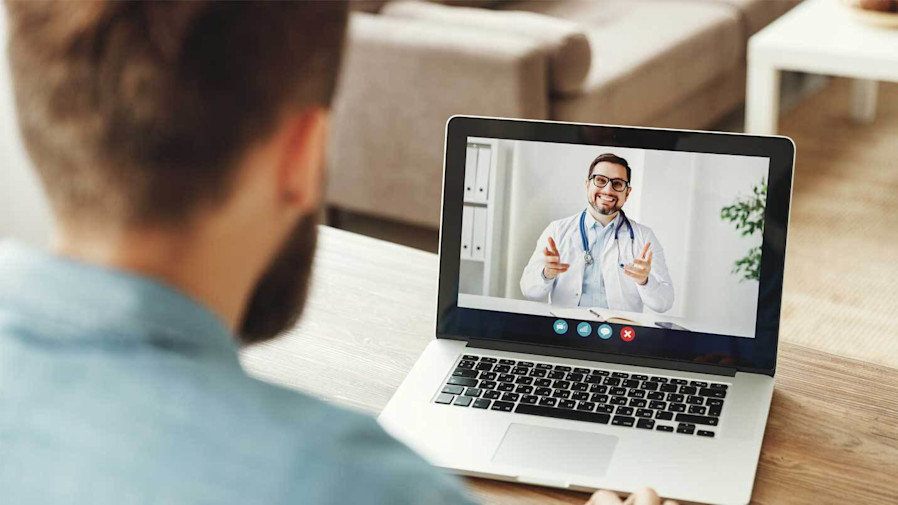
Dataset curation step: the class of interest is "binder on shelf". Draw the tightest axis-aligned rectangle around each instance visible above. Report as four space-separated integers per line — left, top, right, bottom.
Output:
474 146 492 203
471 207 488 261
461 205 474 259
464 146 477 201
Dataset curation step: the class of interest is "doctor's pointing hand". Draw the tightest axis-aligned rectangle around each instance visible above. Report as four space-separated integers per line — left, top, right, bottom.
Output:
522 153 674 313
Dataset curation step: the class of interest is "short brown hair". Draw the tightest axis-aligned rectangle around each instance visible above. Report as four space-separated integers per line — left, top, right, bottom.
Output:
588 153 631 182
5 0 348 227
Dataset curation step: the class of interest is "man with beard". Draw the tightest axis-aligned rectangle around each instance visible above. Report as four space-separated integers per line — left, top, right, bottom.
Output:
0 2 678 504
521 154 674 313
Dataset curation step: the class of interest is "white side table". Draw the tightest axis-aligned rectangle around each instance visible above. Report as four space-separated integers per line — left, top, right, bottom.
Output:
745 0 898 135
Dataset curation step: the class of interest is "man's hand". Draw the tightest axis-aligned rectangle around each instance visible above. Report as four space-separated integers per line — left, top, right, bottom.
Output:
587 487 678 505
542 236 570 280
623 242 652 286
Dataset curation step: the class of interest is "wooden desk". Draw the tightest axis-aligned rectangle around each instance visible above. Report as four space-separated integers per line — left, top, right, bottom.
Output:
241 227 898 505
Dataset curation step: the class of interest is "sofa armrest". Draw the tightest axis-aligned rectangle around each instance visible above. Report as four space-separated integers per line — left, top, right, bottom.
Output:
383 1 591 94
327 13 549 228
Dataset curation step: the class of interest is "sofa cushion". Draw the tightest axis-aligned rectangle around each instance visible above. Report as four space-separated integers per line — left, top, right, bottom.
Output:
383 1 591 93
705 0 799 37
501 0 743 125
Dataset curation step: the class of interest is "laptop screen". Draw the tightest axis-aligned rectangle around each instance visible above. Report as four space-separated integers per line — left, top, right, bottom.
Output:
437 118 794 374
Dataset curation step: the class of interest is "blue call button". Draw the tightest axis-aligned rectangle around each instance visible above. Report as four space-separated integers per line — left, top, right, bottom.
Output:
598 324 613 340
553 319 569 335
576 322 592 337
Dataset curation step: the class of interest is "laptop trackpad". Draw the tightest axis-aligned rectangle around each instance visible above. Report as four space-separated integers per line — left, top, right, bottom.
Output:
492 423 618 478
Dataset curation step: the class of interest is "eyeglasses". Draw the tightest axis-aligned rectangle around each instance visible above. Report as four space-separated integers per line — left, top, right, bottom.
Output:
589 174 629 192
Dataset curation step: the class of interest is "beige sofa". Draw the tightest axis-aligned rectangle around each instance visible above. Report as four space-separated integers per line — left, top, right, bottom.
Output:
328 0 797 229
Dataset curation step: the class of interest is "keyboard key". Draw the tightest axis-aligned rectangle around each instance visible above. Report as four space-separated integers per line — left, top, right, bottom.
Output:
483 390 501 400
675 414 719 426
655 411 673 421
656 425 674 432
635 408 654 418
536 363 553 370
699 388 727 399
628 398 647 408
670 379 687 385
687 396 704 405
512 367 530 375
538 397 557 407
660 384 677 393
475 363 493 371
552 390 571 399
494 365 511 374
554 365 572 372
519 361 535 368
604 377 621 386
566 372 585 382
647 392 665 401
689 381 708 388
479 372 497 381
591 394 609 404
520 395 538 405
640 381 659 391
497 383 515 392
548 371 566 380
708 406 722 417
616 406 634 416
457 360 476 369
627 389 646 399
669 403 687 413
571 383 589 392
501 392 520 402
680 386 698 395
529 369 548 378
649 401 667 410
649 376 668 383
479 381 497 390
515 404 610 425
710 383 728 390
610 397 628 406
515 385 534 394
462 355 479 361
447 377 477 387
697 430 715 437
452 369 478 378
636 418 655 430
435 393 454 404
677 424 696 435
667 393 684 403
464 388 482 397
480 357 497 364
534 378 552 388
453 396 472 407
707 398 724 407
612 416 635 427
491 401 514 412
688 405 707 415
571 392 590 401
499 359 516 365
586 375 604 384
631 374 649 381
611 372 630 378
591 370 610 376
515 376 534 385
535 387 552 396
472 398 491 409
577 401 595 412
558 399 576 409
622 379 639 388
552 380 571 390
590 384 608 394
573 367 591 374
610 387 627 396
442 385 464 395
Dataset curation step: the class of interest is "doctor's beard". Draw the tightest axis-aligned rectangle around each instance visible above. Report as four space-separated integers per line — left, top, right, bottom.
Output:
589 194 623 216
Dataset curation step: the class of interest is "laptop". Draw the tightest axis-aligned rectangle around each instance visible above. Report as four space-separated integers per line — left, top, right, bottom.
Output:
379 116 795 505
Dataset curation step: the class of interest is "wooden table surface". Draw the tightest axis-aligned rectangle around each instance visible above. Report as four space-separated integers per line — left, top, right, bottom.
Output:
240 226 898 505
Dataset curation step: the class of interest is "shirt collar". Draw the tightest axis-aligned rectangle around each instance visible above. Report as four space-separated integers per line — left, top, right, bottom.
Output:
0 240 239 361
583 210 621 232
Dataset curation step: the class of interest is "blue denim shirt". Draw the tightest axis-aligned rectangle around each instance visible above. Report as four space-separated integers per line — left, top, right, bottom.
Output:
0 242 475 505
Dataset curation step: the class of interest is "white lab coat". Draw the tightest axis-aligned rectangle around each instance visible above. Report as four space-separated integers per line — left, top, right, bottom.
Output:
519 211 674 313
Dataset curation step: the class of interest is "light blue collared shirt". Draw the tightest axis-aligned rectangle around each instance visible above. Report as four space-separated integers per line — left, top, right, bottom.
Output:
0 242 475 505
578 212 620 308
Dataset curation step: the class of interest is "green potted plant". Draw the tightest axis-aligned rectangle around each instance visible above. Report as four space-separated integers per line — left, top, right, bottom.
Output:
720 179 767 282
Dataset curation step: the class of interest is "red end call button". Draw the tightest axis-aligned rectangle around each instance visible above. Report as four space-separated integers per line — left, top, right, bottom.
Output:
620 326 636 342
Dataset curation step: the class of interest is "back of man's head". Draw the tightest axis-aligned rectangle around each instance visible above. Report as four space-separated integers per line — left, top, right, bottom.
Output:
4 0 348 229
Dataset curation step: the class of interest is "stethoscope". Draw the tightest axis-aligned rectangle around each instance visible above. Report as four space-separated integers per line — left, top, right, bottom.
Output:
579 209 635 269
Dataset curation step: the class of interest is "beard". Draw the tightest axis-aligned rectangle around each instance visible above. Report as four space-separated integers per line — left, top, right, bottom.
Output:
589 194 623 216
238 211 318 345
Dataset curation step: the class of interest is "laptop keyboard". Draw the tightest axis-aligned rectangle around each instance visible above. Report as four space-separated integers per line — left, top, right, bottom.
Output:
434 354 728 437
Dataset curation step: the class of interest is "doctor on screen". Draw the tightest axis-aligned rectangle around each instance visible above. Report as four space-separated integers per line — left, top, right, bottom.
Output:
520 153 674 313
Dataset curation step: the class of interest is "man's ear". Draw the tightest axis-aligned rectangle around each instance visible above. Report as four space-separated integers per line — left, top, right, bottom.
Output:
279 107 329 214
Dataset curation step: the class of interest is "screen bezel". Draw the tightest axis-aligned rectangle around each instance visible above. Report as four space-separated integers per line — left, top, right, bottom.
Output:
436 116 795 376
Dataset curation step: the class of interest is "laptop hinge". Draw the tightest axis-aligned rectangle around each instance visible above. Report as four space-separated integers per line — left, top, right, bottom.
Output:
466 339 737 377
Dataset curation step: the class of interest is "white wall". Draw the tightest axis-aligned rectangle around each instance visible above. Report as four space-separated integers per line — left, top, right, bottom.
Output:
0 6 54 246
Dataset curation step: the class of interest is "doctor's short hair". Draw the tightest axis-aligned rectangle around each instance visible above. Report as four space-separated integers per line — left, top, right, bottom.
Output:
588 153 631 182
4 0 348 228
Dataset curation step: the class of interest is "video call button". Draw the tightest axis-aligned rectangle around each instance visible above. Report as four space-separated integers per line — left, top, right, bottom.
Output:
620 326 636 342
553 319 569 335
598 324 613 340
576 322 592 337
